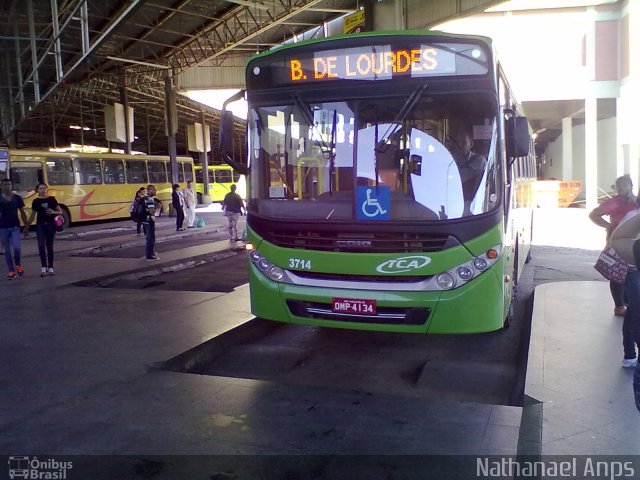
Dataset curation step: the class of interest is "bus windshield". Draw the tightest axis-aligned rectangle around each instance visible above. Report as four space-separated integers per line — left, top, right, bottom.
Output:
248 92 499 221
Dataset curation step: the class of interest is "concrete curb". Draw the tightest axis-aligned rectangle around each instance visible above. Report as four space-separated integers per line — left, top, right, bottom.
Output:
68 226 227 256
73 246 246 288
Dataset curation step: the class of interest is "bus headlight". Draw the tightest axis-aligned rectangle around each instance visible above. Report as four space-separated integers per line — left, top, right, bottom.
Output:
434 245 501 291
437 272 456 290
257 258 270 272
249 249 286 283
473 257 488 271
457 266 473 281
268 265 284 281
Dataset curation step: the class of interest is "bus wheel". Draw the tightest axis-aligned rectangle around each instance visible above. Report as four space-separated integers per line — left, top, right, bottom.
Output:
503 301 513 330
60 206 71 228
504 246 518 329
197 193 203 205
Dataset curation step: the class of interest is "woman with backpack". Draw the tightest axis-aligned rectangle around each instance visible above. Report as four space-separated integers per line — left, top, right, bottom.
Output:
131 187 146 235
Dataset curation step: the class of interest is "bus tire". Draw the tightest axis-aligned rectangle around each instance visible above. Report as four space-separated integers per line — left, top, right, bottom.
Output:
512 242 519 287
504 245 518 329
60 206 71 228
503 302 513 330
197 193 203 205
525 213 533 263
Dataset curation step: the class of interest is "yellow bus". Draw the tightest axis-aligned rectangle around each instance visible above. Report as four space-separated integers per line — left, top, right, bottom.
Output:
0 149 194 226
194 164 246 203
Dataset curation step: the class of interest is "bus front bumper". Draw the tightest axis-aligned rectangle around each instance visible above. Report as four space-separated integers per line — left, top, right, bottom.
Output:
249 264 505 334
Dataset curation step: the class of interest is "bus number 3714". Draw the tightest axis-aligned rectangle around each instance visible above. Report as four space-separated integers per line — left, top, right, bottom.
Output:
289 258 312 270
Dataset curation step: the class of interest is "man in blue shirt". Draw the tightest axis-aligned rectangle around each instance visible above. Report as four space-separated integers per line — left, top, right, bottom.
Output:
0 178 28 279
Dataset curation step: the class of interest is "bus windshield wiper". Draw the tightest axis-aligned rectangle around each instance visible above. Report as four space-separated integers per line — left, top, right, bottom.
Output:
328 108 337 195
377 84 428 151
292 93 336 158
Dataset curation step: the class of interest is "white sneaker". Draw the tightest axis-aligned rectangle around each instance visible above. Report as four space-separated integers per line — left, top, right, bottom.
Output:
40 267 47 277
622 358 638 368
48 267 55 275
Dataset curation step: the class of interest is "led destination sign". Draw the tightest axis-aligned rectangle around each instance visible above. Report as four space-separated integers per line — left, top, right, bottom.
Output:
281 43 488 84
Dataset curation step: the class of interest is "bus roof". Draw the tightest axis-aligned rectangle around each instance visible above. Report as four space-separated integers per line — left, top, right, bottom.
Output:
246 29 493 66
6 149 194 161
193 164 237 170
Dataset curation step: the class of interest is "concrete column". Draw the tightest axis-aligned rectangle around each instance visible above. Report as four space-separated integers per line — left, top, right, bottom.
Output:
616 97 626 178
584 8 598 211
120 75 131 155
561 117 572 180
585 96 598 211
164 73 178 184
631 143 640 190
200 108 211 205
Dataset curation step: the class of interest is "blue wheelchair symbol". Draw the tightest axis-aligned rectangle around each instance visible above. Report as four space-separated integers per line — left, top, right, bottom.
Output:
356 186 390 221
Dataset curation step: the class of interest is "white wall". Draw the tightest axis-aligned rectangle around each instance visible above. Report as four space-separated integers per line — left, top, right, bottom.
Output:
437 10 591 102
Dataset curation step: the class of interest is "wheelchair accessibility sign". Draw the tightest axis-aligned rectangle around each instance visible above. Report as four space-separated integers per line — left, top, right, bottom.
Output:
356 186 390 221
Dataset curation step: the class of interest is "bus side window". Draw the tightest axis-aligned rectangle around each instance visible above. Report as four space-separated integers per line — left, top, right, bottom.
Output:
126 161 148 184
216 169 232 184
10 166 43 192
184 164 194 182
148 161 167 183
103 159 125 184
177 163 185 183
46 158 74 185
75 158 103 185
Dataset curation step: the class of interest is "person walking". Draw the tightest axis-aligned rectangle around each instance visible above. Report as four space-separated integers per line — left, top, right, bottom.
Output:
23 182 63 276
142 184 159 260
183 180 196 228
132 187 146 234
590 175 637 316
172 184 185 231
222 184 245 241
0 178 28 280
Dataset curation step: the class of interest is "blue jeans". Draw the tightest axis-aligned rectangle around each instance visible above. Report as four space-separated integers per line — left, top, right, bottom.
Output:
623 268 640 359
143 221 155 258
0 226 21 272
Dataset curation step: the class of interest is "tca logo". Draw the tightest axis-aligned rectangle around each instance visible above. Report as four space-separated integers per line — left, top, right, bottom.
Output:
376 255 431 273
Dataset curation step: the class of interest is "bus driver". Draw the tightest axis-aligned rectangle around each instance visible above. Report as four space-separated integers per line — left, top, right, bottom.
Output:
446 124 487 209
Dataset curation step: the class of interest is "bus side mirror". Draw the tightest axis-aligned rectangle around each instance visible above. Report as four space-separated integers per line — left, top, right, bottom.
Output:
219 110 234 156
506 116 530 158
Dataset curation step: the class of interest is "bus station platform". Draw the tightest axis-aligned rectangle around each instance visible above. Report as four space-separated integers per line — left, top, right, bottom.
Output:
1 208 639 468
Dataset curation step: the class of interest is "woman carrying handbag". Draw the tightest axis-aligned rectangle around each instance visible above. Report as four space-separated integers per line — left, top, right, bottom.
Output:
590 175 637 316
23 183 63 277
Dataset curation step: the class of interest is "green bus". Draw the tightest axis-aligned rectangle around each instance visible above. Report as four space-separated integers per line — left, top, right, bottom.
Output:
222 31 535 333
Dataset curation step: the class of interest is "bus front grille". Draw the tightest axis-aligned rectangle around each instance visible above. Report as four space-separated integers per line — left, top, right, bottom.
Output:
268 230 454 253
286 301 429 325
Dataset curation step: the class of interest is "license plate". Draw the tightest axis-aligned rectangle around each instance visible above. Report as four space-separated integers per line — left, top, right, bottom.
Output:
332 297 376 315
